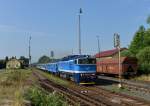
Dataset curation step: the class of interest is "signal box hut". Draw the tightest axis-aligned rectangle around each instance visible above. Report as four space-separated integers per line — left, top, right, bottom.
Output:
6 59 21 69
96 57 138 76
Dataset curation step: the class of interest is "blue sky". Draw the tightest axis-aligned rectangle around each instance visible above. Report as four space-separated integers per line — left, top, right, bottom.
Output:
0 0 150 62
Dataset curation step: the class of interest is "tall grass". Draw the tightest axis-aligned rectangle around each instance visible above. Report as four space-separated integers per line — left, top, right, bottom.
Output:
0 69 31 106
13 89 24 106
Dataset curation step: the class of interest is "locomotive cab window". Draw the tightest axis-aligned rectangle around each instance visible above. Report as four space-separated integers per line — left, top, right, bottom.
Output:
78 58 96 64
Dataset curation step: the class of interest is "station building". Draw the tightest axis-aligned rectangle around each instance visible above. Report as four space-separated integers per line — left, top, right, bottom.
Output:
6 59 21 69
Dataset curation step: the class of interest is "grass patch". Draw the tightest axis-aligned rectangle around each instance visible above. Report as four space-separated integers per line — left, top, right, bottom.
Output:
111 86 129 93
37 69 70 87
101 84 130 94
134 74 150 81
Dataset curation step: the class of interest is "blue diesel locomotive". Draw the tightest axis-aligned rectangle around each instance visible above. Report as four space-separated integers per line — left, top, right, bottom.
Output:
37 55 97 84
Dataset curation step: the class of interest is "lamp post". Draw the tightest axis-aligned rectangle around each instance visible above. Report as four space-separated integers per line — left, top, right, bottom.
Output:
78 8 82 55
96 36 100 59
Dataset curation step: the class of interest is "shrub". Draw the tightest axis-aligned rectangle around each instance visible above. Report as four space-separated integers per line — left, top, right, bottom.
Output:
25 87 67 106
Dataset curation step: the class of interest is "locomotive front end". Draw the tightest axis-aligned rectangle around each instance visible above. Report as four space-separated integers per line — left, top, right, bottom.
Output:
74 58 97 84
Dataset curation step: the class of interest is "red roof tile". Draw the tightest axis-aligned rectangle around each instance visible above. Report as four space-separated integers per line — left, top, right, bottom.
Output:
95 48 127 58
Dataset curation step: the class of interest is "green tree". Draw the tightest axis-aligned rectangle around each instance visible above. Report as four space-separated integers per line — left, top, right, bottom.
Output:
143 29 150 46
120 49 132 57
128 16 150 74
136 47 150 74
129 25 145 56
0 59 5 69
5 56 9 62
147 15 150 25
19 56 29 67
38 55 51 63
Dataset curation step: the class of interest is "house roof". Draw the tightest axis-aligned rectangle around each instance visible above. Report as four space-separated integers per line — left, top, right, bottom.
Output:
95 48 127 58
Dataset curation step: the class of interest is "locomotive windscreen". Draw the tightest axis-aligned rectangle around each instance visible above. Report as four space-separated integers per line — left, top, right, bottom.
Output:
78 58 96 64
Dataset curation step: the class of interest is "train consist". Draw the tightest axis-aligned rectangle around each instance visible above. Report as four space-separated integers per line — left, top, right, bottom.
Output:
37 55 97 84
96 57 138 77
37 53 138 84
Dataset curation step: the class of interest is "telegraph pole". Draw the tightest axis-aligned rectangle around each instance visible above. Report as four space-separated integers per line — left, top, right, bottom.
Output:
114 33 122 88
78 8 82 55
29 36 31 66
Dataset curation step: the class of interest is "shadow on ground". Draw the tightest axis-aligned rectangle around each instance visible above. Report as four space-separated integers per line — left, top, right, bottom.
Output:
95 78 119 86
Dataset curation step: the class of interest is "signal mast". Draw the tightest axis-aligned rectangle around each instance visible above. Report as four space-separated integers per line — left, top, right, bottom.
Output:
114 33 122 88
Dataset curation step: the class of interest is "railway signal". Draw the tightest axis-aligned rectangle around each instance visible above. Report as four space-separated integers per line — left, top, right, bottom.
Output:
114 33 122 88
114 33 120 47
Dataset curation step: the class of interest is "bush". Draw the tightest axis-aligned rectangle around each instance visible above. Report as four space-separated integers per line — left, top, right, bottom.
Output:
25 87 67 106
138 63 150 74
137 47 150 74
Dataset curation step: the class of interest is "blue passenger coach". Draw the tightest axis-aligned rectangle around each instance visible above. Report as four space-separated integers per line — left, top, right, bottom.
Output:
37 64 47 70
58 55 96 84
46 63 58 74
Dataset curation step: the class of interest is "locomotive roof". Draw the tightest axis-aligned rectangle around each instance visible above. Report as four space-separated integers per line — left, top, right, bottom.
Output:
60 55 90 61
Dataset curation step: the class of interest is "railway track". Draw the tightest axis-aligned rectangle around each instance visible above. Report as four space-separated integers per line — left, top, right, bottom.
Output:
91 86 150 106
77 81 150 106
33 70 150 106
33 71 114 106
98 75 150 93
